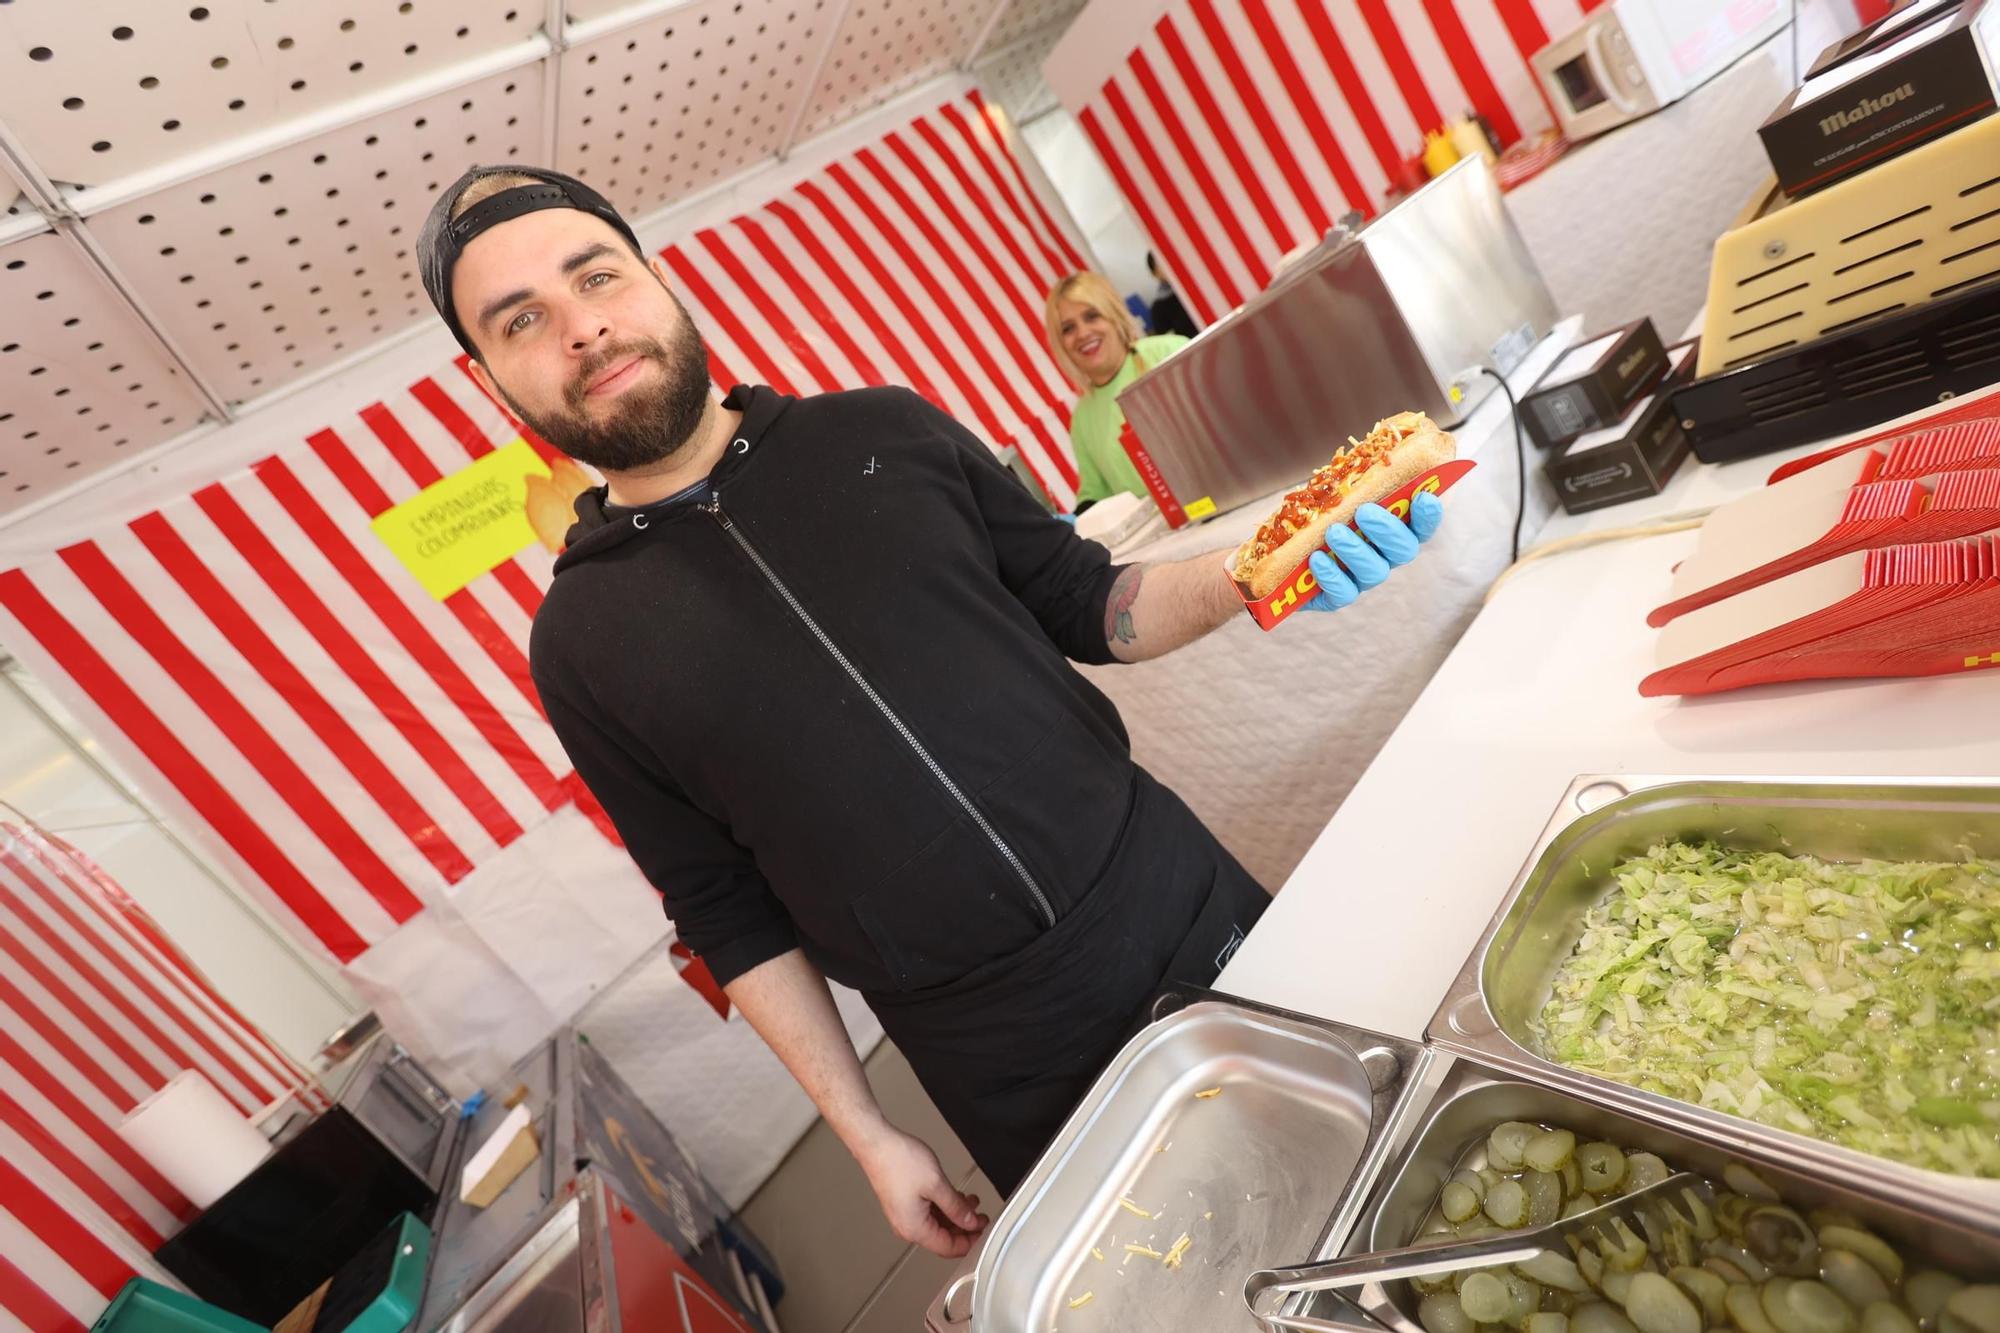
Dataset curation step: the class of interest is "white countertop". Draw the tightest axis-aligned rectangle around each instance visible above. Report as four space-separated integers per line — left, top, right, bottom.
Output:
1214 384 2000 1042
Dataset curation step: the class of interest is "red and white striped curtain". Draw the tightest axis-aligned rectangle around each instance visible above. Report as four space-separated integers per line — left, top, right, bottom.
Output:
664 88 1091 508
1064 0 1606 327
0 819 320 1332
0 86 1085 974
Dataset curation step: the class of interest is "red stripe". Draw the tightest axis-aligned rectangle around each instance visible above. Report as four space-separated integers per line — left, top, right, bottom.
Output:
660 245 802 398
1489 0 1551 64
694 229 843 389
1126 47 1273 291
937 102 1066 277
12 832 296 1112
1100 80 1249 311
1187 0 1333 238
409 378 496 460
335 419 552 727
262 447 564 817
1290 0 1406 181
192 485 525 851
791 179 1028 460
452 355 562 464
0 572 368 962
907 118 1055 324
0 1156 132 1298
875 137 1076 423
1358 0 1443 134
832 157 1079 492
0 845 252 1115
1235 0 1377 214
129 514 473 888
0 960 139 1113
0 896 169 1095
1421 0 1521 145
766 196 948 406
368 395 547 620
60 541 424 928
705 344 741 392
0 1088 162 1248
1076 107 1224 327
0 1251 88 1333
0 1024 189 1220
1158 15 1298 257
308 436 568 788
734 215 887 386
968 92 1090 274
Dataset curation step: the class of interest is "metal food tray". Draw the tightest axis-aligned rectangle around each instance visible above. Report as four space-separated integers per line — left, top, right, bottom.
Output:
1426 774 2000 1234
935 995 1423 1332
1305 1059 2000 1331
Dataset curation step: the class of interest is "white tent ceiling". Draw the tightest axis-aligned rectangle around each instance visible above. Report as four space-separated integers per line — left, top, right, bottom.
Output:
0 0 1081 520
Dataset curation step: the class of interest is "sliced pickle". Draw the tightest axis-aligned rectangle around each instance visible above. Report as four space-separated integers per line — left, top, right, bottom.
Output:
1672 1267 1730 1324
1425 1293 1478 1333
1490 1122 1539 1172
1820 1252 1892 1312
1627 1272 1704 1333
1908 1274 1967 1331
1463 1273 1515 1323
1578 1144 1627 1195
1818 1229 1904 1287
1527 1129 1579 1173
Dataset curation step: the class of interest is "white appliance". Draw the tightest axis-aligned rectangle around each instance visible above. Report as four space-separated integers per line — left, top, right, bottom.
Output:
1532 0 1790 141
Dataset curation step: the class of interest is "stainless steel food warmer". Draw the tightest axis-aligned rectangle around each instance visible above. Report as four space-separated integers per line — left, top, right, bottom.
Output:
926 775 2000 1332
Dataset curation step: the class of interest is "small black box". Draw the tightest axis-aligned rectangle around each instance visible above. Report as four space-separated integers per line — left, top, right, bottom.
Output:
1547 341 1698 515
1521 319 1668 450
1760 0 1998 198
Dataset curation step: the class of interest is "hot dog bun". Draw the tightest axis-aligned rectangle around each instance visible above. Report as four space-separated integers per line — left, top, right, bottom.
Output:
1232 412 1456 598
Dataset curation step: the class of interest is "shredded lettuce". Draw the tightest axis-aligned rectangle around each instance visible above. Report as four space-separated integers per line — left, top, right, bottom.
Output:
1534 841 2000 1176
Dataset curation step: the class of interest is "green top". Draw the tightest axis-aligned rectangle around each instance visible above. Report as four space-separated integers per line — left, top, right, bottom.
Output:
1069 333 1191 505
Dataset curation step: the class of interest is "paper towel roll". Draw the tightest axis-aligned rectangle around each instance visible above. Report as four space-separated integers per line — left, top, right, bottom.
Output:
118 1070 273 1209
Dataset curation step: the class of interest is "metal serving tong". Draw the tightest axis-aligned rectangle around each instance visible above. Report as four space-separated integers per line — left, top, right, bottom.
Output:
1243 1172 1716 1333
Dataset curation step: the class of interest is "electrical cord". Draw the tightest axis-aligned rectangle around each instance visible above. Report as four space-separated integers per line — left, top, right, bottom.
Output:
1478 366 1529 565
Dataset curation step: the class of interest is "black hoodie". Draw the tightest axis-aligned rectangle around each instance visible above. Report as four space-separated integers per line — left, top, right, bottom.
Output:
530 384 1139 996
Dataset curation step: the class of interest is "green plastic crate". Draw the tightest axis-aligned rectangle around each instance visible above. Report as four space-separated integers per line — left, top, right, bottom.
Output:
91 1279 265 1333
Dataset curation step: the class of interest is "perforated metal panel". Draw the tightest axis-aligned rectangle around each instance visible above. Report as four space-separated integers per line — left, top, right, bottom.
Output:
556 0 835 219
0 230 212 514
797 0 997 138
971 9 1076 125
82 65 545 407
0 0 544 187
980 0 1082 54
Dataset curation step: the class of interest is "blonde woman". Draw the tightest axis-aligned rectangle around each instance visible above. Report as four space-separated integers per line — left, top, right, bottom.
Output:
1046 271 1191 509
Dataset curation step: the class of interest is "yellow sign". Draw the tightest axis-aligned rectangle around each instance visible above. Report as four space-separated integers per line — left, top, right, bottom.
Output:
371 439 548 600
1183 495 1218 520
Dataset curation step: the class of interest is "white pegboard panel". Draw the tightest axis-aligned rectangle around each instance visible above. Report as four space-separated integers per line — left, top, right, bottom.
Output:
81 64 545 408
979 0 1082 55
797 0 997 138
556 0 835 219
0 0 546 189
1 193 46 246
971 15 1070 125
0 231 213 517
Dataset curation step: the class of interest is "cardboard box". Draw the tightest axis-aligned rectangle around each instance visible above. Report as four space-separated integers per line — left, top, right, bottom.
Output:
1521 319 1668 450
1227 460 1476 629
1547 342 1698 514
1761 0 1999 198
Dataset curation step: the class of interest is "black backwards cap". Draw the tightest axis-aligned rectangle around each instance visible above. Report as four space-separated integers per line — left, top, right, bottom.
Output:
418 164 647 357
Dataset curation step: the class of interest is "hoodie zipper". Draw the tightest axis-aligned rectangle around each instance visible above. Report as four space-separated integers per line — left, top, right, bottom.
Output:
704 492 1058 930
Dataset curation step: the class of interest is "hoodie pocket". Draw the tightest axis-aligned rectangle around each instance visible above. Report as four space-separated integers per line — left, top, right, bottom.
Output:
850 812 1048 993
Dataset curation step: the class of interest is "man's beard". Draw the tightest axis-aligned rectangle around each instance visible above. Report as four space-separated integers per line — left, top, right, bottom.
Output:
498 305 713 473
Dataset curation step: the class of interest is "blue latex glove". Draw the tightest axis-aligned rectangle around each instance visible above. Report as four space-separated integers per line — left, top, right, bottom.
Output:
1302 491 1444 612
1054 512 1078 527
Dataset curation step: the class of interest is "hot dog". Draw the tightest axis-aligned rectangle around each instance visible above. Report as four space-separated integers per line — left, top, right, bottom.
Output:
1231 411 1457 598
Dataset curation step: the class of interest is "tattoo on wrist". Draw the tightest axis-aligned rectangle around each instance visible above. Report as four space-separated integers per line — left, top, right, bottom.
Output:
1105 565 1143 646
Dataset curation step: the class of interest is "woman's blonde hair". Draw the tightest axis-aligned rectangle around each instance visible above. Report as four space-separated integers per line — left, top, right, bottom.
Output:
1045 271 1144 388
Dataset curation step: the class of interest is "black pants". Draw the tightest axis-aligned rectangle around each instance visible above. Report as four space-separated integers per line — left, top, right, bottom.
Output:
865 769 1270 1196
